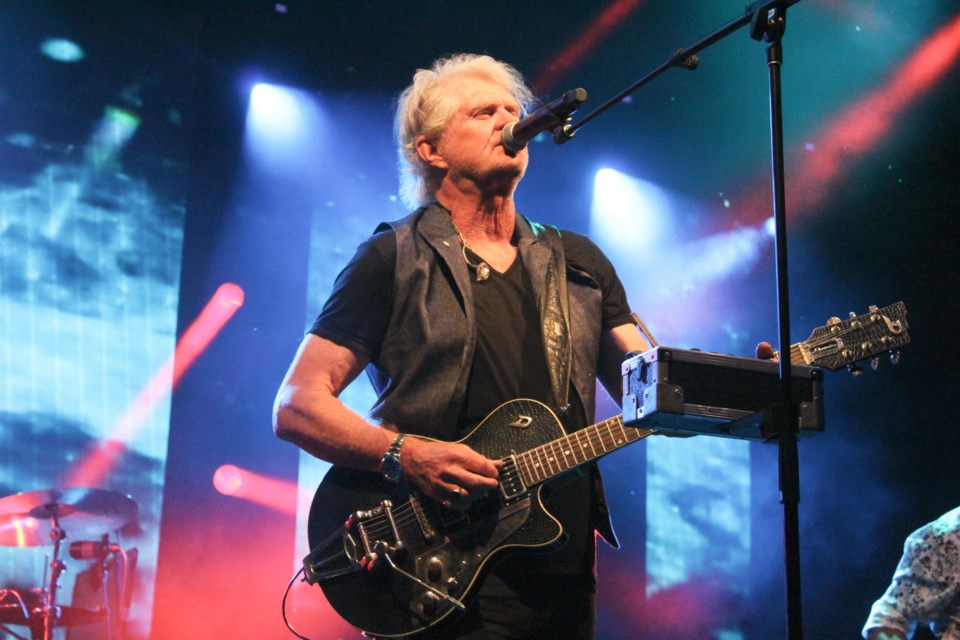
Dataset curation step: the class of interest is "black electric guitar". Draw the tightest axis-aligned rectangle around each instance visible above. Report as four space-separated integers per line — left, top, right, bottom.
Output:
304 302 909 638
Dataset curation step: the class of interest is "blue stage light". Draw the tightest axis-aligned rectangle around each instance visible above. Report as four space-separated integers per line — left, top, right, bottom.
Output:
40 38 84 63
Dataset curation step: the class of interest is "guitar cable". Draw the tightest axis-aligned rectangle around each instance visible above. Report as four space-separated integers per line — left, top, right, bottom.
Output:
281 566 314 640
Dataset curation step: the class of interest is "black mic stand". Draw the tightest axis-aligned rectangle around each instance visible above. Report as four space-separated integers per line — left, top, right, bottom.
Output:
558 2 805 638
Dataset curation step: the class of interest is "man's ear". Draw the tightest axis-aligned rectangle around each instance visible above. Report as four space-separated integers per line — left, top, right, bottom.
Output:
416 135 447 170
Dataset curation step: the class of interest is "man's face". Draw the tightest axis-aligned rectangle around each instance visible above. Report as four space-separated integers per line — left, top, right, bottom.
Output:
430 76 528 193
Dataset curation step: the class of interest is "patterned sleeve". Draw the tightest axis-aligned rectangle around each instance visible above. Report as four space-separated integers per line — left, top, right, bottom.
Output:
863 508 960 638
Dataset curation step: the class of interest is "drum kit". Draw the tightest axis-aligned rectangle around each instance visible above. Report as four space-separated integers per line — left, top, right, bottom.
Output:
0 488 137 640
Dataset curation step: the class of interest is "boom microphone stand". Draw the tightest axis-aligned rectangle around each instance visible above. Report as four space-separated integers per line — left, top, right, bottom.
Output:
555 2 805 638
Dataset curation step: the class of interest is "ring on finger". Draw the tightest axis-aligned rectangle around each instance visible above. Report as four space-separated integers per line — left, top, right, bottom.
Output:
450 487 462 500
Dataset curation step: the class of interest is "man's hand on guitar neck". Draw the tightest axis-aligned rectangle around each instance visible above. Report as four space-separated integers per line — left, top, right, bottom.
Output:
400 436 502 507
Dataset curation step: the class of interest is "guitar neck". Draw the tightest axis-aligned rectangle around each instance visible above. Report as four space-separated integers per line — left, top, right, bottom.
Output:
513 302 909 488
514 415 655 488
784 343 805 365
513 341 803 487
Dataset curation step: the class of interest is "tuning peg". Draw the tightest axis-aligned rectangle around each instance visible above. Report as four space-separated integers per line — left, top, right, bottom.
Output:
847 362 864 376
868 305 878 313
889 350 901 365
827 316 841 333
848 311 857 319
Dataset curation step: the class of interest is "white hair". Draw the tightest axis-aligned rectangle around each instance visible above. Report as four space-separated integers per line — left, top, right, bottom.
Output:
394 54 535 209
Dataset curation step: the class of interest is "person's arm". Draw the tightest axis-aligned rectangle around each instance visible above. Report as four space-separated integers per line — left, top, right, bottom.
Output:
596 322 651 400
273 334 500 504
862 520 960 639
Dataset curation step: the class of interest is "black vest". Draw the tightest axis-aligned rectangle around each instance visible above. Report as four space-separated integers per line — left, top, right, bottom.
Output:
366 203 618 547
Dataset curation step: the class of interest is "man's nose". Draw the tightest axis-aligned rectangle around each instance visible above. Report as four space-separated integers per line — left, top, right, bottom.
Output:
494 107 519 128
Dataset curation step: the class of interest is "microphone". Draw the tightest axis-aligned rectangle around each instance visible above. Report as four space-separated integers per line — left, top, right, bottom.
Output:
69 540 121 560
502 87 588 155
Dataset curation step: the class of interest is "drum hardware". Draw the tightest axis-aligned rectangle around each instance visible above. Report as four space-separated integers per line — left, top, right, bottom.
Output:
0 488 137 640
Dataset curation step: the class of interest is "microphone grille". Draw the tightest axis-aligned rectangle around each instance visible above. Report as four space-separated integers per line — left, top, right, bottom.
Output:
501 122 523 154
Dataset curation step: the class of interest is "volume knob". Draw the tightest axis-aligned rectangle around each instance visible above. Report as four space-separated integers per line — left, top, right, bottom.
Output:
426 556 444 582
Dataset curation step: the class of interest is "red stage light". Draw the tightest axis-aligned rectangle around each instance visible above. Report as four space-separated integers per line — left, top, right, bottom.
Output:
63 283 245 488
737 12 960 225
532 0 646 94
212 463 299 516
213 464 244 496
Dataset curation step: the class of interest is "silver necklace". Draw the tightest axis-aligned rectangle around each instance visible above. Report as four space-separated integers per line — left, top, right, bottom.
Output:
451 225 491 282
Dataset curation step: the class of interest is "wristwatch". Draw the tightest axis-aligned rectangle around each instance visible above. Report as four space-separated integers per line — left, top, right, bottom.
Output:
380 433 407 483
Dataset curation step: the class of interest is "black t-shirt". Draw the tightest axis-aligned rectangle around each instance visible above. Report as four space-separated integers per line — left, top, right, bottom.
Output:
311 223 634 577
312 228 634 366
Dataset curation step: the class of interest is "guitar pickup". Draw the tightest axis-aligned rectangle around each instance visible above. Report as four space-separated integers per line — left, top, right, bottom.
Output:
498 455 527 501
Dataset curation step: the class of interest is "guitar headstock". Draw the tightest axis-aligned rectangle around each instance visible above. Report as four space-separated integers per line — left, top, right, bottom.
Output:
797 301 910 372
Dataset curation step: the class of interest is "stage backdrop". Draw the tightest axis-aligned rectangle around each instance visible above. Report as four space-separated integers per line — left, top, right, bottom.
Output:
3 2 959 640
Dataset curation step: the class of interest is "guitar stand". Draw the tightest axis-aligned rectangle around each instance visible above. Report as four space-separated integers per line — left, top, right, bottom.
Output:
566 1 806 638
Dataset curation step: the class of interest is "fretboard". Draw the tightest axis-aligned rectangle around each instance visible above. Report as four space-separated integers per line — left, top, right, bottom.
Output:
514 415 655 487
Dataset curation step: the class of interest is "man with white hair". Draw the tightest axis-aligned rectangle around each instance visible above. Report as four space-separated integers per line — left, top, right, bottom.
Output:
274 53 650 639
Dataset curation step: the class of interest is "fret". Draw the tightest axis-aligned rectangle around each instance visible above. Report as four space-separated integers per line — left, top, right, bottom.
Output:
543 443 557 475
788 343 802 364
615 416 628 443
555 437 573 471
599 419 614 449
544 441 557 474
597 421 612 452
516 451 532 484
525 449 539 484
550 439 567 473
584 427 599 458
559 435 578 470
551 438 569 472
612 421 628 446
588 428 606 459
574 430 591 461
519 452 537 487
532 446 548 482
567 434 586 466
506 409 657 489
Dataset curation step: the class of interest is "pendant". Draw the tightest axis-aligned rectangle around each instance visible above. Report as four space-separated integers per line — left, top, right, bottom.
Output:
475 261 491 282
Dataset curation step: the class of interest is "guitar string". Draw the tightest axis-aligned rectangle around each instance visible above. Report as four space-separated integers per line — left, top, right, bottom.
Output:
517 416 629 484
359 432 654 550
359 454 534 540
357 414 645 542
358 450 534 541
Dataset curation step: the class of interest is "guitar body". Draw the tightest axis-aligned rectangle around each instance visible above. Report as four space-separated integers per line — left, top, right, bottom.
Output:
307 399 570 638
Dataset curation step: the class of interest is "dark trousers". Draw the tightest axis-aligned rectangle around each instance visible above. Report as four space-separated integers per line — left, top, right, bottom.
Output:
418 569 596 640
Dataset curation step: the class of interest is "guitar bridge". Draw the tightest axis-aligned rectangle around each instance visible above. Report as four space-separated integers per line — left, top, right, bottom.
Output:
302 499 405 584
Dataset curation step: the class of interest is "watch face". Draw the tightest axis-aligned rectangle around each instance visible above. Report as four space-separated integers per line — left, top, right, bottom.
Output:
381 434 405 482
382 452 402 482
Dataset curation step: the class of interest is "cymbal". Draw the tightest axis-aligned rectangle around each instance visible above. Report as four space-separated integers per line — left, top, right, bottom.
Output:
0 488 137 547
